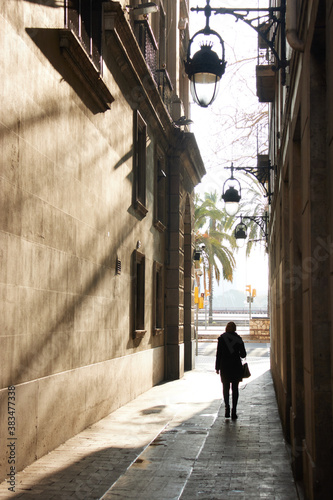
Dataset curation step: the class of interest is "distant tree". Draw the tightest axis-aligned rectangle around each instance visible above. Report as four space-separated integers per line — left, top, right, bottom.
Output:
194 192 236 323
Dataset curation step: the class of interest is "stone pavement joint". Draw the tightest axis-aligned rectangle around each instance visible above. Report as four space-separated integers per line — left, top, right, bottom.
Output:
0 343 300 500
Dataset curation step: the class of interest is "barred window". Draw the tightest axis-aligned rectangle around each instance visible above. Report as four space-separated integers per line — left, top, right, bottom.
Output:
65 0 102 71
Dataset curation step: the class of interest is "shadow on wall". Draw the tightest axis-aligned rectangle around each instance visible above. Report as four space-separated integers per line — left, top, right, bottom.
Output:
0 165 150 479
1 188 141 388
0 36 143 390
26 28 104 114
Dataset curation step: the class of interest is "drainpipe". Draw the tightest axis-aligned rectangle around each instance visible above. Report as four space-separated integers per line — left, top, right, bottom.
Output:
286 0 305 52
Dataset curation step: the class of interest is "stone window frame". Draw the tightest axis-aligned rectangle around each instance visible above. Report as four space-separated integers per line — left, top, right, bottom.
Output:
133 111 148 218
154 146 167 232
64 0 103 73
153 261 164 335
132 250 146 339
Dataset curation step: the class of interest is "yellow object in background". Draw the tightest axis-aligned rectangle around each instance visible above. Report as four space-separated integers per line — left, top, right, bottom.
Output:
194 286 199 303
199 294 204 309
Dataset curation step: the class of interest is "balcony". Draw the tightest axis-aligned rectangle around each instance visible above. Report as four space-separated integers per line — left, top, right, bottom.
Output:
256 25 276 103
256 65 275 103
157 69 173 116
134 20 158 81
59 29 114 111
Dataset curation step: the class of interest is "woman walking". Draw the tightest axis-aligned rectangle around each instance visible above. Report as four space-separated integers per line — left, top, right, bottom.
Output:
215 321 246 419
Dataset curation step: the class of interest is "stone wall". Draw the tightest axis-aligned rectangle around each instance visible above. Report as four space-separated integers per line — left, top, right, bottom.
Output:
268 1 333 497
0 1 205 481
0 2 165 480
249 318 270 342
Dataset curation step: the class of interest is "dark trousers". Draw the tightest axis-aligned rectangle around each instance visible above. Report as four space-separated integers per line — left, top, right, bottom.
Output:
221 376 239 409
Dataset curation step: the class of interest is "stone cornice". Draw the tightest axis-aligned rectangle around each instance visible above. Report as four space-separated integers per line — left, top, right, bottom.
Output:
183 133 206 186
170 130 206 187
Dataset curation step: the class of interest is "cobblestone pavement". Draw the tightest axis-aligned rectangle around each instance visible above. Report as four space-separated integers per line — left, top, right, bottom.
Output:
0 342 300 499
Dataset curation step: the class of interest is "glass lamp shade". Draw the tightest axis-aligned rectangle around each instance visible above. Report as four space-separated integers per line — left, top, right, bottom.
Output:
235 224 247 248
236 237 246 248
186 43 225 108
222 185 241 216
225 201 240 216
190 73 220 108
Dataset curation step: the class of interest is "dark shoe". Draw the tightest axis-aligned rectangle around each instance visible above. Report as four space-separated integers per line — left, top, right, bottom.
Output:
231 409 238 420
225 406 230 418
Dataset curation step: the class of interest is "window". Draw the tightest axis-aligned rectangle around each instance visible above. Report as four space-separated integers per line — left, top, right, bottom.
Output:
154 147 167 231
132 250 146 339
60 0 113 111
158 2 166 70
133 111 148 217
65 0 102 71
152 2 174 113
134 19 158 80
153 261 164 335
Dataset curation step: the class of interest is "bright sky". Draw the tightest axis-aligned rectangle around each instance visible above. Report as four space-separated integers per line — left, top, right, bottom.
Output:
189 0 269 296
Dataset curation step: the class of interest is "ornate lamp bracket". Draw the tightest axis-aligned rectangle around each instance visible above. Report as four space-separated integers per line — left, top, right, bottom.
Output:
241 213 269 241
191 0 288 84
235 163 274 205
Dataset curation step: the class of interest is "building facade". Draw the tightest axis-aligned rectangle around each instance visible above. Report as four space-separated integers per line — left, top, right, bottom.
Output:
0 0 205 480
265 0 333 498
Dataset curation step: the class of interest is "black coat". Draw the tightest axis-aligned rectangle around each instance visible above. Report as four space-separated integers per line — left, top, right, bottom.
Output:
215 331 247 381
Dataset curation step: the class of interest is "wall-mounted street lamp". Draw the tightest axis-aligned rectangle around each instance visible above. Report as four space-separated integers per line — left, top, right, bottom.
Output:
185 0 287 107
222 160 274 212
234 213 269 246
234 217 247 248
193 249 201 261
184 1 226 107
193 244 205 262
221 163 241 216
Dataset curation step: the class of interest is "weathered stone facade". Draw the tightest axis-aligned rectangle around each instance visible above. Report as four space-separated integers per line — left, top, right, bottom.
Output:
0 0 205 480
267 1 333 498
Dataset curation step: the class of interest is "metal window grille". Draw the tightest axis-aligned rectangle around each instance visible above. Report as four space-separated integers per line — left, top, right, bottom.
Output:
157 68 173 116
64 0 102 71
134 20 158 82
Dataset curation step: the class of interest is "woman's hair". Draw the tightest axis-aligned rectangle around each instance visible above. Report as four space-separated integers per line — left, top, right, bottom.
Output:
226 321 236 333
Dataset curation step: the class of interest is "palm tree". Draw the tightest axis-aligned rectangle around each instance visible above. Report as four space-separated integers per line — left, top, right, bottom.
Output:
194 192 236 323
